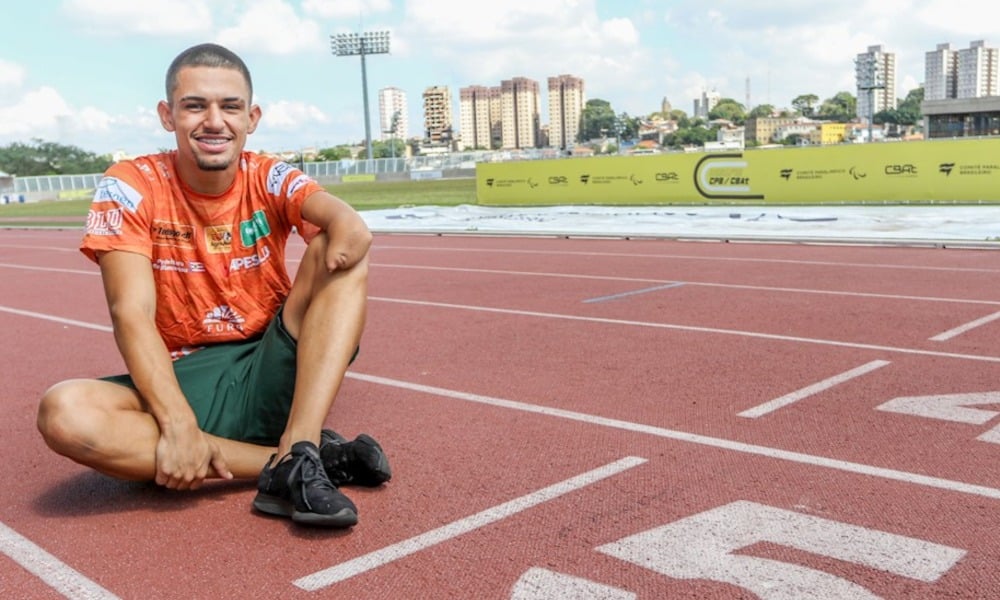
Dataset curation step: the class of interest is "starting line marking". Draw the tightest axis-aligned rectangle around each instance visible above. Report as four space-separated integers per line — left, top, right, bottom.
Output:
347 372 1000 501
293 456 647 591
737 360 891 418
0 521 120 600
930 310 1000 342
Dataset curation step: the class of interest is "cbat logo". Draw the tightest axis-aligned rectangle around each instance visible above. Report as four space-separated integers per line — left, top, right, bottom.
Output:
240 210 271 247
939 163 955 176
694 154 764 200
885 164 918 176
780 169 793 180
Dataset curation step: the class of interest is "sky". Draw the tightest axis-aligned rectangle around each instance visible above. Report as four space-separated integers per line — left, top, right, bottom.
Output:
0 0 996 157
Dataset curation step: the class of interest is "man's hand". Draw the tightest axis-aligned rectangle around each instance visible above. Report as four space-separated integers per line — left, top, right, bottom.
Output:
155 423 232 490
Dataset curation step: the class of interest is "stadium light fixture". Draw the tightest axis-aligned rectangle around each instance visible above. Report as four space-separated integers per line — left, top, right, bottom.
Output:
331 31 391 164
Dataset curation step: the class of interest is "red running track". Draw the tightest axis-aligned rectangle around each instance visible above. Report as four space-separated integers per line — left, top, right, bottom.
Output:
1 228 999 599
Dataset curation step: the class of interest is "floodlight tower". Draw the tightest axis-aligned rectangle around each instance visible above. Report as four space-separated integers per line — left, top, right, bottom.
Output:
331 30 390 163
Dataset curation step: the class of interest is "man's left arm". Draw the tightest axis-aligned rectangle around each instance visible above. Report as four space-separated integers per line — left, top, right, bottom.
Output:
300 191 373 272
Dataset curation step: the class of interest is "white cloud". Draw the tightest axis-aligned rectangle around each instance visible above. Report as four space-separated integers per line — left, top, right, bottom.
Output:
0 87 72 137
61 0 214 36
216 0 325 55
258 99 330 130
0 60 25 88
303 0 392 19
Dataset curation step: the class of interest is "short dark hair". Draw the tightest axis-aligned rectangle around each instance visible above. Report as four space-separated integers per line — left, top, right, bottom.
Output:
164 43 253 102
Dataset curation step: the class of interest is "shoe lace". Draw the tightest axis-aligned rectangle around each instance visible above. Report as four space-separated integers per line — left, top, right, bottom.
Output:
288 450 334 512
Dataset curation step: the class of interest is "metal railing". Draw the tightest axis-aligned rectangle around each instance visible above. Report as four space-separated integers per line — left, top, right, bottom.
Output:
11 149 566 195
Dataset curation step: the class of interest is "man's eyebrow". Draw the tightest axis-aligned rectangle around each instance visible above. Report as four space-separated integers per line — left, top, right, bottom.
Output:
177 95 247 104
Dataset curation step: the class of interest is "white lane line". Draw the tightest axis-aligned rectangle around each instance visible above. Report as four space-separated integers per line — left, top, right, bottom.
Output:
0 263 98 275
583 282 686 303
374 263 1000 306
930 310 1000 342
737 360 892 418
0 521 121 600
0 306 112 332
293 456 647 591
346 371 1000 501
0 244 78 252
373 245 1000 274
370 296 1000 363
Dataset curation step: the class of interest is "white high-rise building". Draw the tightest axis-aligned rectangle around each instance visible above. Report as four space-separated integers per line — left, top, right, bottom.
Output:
378 87 408 142
459 85 500 150
855 44 897 122
957 40 999 98
925 43 958 101
547 75 585 151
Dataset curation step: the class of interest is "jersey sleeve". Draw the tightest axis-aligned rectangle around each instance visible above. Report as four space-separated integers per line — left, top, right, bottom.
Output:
264 160 325 242
80 162 153 263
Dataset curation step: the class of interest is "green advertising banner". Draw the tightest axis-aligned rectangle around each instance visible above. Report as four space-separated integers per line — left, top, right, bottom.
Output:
476 138 1000 206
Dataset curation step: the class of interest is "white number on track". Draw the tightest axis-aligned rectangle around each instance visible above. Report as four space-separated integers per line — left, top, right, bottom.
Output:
593 501 966 599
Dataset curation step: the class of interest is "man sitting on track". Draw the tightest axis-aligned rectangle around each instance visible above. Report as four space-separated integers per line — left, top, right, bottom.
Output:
36 42 390 529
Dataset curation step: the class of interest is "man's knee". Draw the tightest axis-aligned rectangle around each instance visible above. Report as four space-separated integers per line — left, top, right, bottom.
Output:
37 380 114 458
37 381 83 454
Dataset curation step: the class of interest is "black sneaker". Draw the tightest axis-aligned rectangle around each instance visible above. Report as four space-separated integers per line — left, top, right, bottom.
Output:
253 441 358 528
320 429 392 487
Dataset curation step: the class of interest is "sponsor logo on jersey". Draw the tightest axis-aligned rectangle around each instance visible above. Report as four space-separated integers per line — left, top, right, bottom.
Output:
266 162 293 196
240 210 271 247
230 245 271 272
95 176 143 212
205 225 233 254
152 258 206 273
86 208 124 235
203 305 245 334
152 220 195 248
287 173 312 196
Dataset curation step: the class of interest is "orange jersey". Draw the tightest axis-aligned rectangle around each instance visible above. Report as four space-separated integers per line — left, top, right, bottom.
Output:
81 151 324 356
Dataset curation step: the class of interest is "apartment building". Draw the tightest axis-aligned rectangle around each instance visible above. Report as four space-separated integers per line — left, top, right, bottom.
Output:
855 45 897 121
500 77 541 150
378 87 408 142
547 74 585 151
922 39 1000 138
958 40 999 98
458 85 500 150
422 86 453 145
693 89 721 119
925 43 958 101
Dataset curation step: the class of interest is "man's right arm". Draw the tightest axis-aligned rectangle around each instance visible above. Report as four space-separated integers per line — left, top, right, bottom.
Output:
97 250 231 488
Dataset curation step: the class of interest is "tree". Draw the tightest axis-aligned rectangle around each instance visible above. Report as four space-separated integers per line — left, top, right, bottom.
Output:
708 98 746 124
580 99 617 141
817 91 856 122
748 104 776 118
895 86 924 125
0 139 112 176
316 146 353 161
791 94 819 118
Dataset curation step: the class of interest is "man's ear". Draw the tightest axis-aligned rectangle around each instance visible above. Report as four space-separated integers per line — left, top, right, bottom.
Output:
157 100 175 132
247 103 262 135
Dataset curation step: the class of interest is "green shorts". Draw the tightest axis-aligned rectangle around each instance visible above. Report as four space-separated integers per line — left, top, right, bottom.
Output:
104 309 300 446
